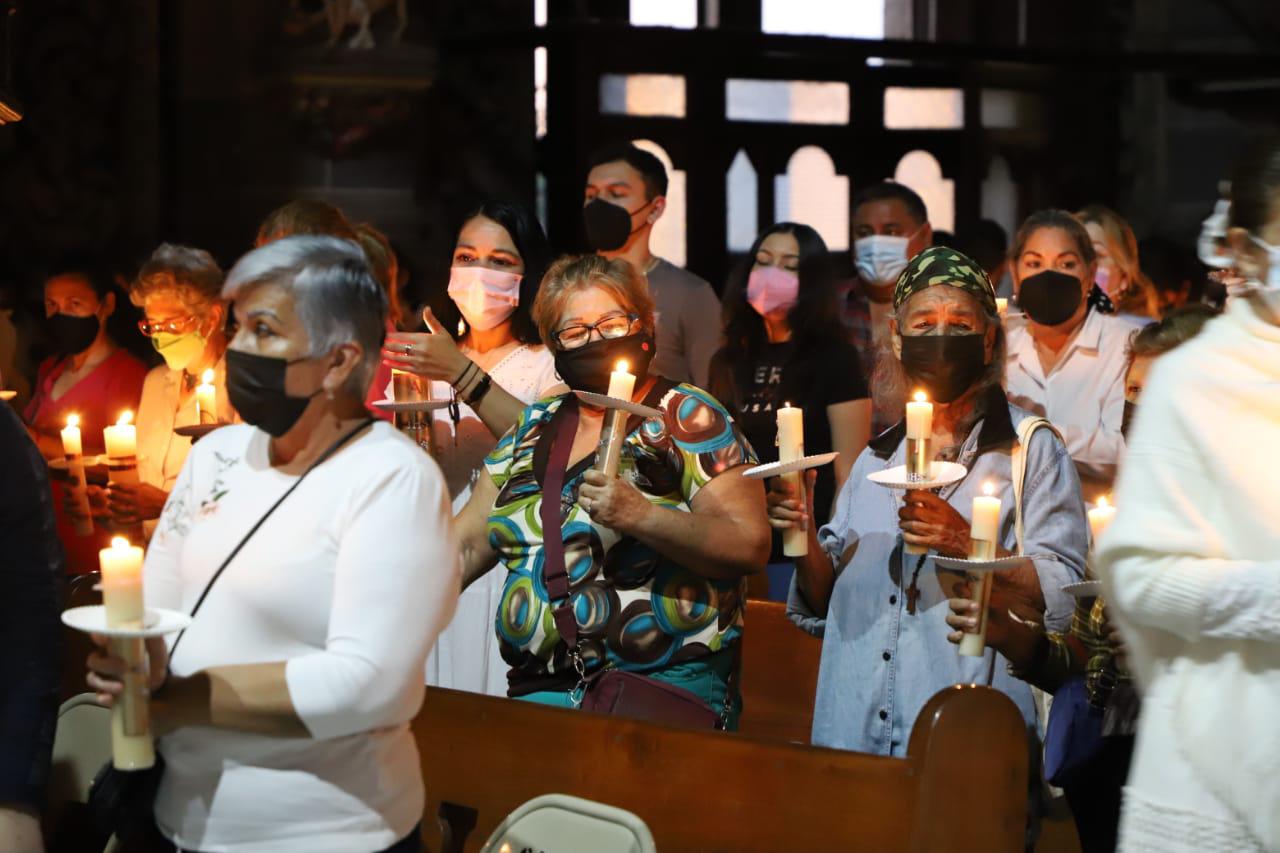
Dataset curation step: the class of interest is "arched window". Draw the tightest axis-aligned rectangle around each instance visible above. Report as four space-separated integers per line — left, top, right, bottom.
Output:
632 139 687 267
727 149 758 252
774 146 849 251
894 150 954 233
981 155 1017 239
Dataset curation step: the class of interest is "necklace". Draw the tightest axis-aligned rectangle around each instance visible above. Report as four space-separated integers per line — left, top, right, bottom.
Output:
905 552 928 615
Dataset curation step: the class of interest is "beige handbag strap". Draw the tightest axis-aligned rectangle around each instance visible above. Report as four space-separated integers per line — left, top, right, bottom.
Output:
1012 416 1062 556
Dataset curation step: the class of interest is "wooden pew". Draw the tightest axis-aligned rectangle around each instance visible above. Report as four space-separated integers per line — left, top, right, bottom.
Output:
737 599 821 743
413 684 1029 852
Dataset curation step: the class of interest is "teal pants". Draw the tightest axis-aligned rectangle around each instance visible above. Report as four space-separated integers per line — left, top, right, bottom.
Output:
519 653 741 730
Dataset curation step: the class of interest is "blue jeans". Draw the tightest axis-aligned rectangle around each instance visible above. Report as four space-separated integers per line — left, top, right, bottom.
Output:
519 652 741 730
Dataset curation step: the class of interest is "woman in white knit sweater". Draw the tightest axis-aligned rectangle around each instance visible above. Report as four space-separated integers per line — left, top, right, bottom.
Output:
1099 136 1280 851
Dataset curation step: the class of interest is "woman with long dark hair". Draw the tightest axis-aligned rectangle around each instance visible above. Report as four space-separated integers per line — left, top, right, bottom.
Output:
709 223 871 543
382 200 564 696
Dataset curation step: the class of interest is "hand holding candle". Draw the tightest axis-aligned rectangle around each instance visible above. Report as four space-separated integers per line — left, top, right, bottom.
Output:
195 368 217 424
62 414 94 536
97 536 155 770
776 402 807 557
959 482 1001 657
594 360 636 478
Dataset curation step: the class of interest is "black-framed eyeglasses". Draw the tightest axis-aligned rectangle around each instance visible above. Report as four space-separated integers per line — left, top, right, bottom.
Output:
553 313 638 350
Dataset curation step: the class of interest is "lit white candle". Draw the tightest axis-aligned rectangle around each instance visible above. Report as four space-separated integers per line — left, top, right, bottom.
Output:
195 368 216 424
103 411 137 461
1088 495 1116 544
959 483 1001 657
61 414 83 457
969 481 1002 545
996 297 1008 317
606 359 636 401
905 390 932 440
98 536 155 770
62 414 94 536
776 402 807 557
99 536 145 627
595 360 636 479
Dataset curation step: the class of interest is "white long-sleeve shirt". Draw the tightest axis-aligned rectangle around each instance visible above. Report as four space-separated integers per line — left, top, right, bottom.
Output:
1004 308 1133 499
144 421 460 853
1098 296 1280 851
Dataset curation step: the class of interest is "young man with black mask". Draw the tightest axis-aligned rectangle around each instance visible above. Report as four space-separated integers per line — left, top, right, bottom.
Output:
582 142 722 387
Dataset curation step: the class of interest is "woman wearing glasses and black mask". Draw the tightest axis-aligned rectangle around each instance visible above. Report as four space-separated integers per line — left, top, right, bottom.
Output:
1004 210 1134 501
452 254 769 727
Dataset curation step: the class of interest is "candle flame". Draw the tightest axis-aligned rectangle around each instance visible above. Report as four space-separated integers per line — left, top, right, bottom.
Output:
457 319 466 337
117 411 134 427
983 481 996 497
615 359 629 373
1097 495 1111 509
913 390 927 403
66 414 79 428
110 535 131 549
201 368 214 384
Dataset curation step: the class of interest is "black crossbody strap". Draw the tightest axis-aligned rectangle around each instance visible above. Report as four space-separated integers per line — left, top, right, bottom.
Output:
541 398 581 649
167 418 375 666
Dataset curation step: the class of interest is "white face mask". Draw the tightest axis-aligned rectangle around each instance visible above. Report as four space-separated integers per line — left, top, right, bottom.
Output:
447 266 522 331
855 233 913 286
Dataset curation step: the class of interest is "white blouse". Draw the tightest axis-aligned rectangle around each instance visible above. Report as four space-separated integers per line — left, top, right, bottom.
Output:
1004 309 1134 500
144 422 459 852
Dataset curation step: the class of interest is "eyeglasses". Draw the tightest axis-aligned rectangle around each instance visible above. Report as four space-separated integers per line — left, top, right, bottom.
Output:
553 313 638 350
138 315 199 337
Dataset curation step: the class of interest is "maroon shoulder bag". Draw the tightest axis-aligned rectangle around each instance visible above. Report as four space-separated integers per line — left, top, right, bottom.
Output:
539 396 733 730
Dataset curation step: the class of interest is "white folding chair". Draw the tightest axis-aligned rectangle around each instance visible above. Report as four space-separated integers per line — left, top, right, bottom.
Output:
480 794 656 853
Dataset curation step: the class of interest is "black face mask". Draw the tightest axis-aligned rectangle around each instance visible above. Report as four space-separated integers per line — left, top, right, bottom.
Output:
1018 270 1084 326
225 348 322 438
583 198 652 252
47 313 100 356
554 332 656 396
899 333 988 405
1121 400 1137 441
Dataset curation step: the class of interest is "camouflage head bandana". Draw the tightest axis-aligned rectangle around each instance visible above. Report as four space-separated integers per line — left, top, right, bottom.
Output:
892 246 997 316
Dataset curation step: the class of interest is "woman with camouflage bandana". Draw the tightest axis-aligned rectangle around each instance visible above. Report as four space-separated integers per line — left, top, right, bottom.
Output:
767 246 1090 756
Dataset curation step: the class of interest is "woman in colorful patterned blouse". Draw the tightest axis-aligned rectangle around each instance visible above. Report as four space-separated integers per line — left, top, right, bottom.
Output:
452 254 770 726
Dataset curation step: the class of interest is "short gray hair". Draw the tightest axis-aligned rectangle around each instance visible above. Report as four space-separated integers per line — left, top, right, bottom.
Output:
224 235 388 396
130 243 224 313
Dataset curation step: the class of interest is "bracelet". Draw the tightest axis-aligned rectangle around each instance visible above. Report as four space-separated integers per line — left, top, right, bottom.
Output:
463 372 493 407
451 360 475 389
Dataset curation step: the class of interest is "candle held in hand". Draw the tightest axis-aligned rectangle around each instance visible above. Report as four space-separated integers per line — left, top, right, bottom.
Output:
104 411 137 461
960 482 1001 657
99 536 145 628
195 368 216 424
606 359 636 401
595 360 636 478
905 391 932 483
62 414 94 536
61 414 83 457
777 402 807 557
1088 495 1116 544
996 297 1008 317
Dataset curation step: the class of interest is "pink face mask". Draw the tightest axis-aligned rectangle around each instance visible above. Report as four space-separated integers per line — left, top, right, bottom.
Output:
747 266 800 317
447 266 522 331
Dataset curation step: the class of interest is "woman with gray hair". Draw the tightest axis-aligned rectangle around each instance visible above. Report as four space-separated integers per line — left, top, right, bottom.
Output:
90 244 237 537
767 246 1090 755
85 235 459 852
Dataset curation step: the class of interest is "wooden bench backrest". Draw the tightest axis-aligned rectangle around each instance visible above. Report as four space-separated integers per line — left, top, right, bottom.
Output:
737 598 821 743
413 684 1028 853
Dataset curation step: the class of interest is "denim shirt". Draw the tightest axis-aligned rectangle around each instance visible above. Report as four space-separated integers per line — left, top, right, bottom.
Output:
788 392 1088 756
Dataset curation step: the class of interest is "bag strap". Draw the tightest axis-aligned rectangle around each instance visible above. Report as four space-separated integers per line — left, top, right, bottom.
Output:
167 417 376 666
540 398 581 650
1011 416 1062 556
